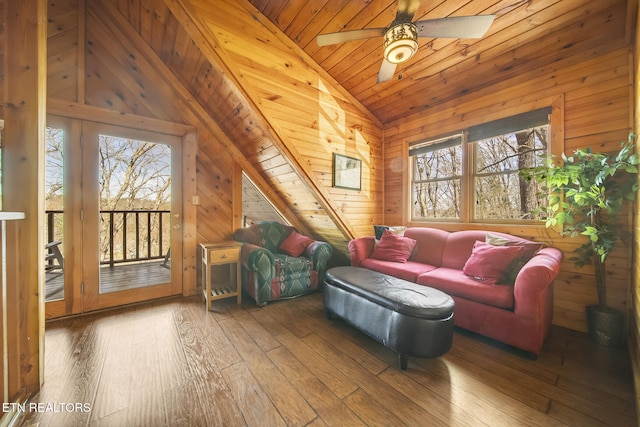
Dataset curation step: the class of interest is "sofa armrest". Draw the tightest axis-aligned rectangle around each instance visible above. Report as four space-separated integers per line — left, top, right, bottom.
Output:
513 247 564 319
240 243 275 277
348 237 376 267
303 241 333 282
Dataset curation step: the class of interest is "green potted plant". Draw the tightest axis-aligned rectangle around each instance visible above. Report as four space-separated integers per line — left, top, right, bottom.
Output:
521 133 639 346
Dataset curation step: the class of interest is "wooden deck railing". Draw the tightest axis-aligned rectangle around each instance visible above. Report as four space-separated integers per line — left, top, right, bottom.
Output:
46 209 171 267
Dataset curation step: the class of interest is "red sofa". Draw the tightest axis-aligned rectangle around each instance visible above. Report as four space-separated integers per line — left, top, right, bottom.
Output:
348 227 564 356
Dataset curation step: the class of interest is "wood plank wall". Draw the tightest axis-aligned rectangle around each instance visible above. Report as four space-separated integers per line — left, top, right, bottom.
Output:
1 0 48 400
0 214 30 416
383 5 634 332
632 0 640 417
180 0 384 241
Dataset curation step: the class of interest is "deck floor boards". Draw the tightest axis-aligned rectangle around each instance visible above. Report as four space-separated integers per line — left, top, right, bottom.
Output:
45 261 171 301
15 293 637 426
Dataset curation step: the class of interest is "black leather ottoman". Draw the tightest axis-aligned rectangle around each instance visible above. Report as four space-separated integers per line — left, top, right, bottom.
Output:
324 266 455 370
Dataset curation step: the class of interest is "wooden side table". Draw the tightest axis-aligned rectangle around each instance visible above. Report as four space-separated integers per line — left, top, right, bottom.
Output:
201 241 242 310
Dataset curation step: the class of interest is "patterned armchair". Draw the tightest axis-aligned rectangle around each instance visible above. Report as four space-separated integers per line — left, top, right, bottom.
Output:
233 222 333 306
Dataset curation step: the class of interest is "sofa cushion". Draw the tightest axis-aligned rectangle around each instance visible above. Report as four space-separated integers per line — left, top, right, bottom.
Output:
273 254 313 280
439 230 488 270
403 227 449 267
371 230 416 263
462 241 525 284
250 269 318 301
373 225 406 240
279 231 314 257
418 267 515 309
374 225 388 240
485 233 543 283
360 258 437 282
271 273 318 298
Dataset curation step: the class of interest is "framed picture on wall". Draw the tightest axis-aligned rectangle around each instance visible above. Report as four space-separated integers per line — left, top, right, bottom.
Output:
332 153 362 191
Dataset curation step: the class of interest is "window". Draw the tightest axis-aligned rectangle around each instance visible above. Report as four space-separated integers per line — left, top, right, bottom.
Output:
410 135 462 219
473 126 548 220
410 108 550 222
242 172 288 226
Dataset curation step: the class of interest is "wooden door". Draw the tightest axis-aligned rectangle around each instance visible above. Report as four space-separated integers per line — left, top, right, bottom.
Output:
44 118 183 316
81 122 183 311
44 116 81 317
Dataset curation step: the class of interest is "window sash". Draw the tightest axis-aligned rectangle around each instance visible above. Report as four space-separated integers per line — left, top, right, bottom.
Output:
411 149 463 219
474 169 518 177
408 109 551 222
408 134 462 157
413 174 463 184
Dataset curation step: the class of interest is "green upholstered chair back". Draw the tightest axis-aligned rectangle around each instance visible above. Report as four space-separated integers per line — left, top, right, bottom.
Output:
233 226 261 246
256 221 295 253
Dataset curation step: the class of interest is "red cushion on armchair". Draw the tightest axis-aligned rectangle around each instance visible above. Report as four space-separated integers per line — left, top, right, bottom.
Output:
279 231 314 257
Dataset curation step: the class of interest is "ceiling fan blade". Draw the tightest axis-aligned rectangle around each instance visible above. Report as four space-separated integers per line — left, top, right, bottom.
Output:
377 59 398 83
317 28 386 46
395 0 423 22
415 15 496 39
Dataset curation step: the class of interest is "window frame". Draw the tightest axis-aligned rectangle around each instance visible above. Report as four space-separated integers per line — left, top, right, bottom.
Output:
409 133 465 221
470 125 551 222
408 106 555 224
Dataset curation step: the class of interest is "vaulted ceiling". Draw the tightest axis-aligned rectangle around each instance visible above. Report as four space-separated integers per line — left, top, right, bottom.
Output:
248 0 632 124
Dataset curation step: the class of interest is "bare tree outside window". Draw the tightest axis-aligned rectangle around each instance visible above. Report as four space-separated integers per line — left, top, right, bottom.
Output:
45 127 65 244
410 118 549 222
44 129 172 264
412 144 462 219
98 135 171 264
474 125 548 220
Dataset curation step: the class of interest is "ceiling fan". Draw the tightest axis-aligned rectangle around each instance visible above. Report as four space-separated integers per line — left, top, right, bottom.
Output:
317 0 495 83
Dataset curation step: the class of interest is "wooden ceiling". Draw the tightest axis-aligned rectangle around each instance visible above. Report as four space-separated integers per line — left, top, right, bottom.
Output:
248 0 632 124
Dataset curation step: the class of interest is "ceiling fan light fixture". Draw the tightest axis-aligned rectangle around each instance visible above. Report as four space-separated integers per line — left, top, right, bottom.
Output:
383 23 418 64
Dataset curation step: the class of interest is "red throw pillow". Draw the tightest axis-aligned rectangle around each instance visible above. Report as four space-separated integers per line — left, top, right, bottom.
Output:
485 233 542 258
485 233 543 282
463 240 526 284
370 229 417 263
279 231 314 257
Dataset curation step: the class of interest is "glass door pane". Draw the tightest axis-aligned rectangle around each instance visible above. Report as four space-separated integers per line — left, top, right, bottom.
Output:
45 126 65 302
97 134 172 293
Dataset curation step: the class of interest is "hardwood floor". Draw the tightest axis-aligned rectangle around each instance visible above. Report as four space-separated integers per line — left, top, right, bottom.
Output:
15 292 637 426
